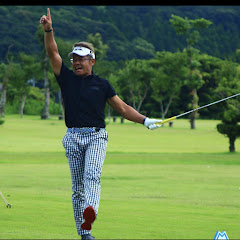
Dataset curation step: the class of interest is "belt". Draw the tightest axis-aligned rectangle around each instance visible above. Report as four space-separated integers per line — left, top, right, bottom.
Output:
67 127 101 134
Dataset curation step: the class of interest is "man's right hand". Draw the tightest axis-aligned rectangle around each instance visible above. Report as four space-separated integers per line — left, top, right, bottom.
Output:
39 8 62 76
40 8 52 31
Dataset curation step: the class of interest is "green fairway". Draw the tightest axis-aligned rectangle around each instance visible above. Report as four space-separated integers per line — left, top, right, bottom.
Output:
0 115 240 239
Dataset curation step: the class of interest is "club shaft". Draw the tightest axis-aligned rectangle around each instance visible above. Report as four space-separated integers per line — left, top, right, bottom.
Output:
0 191 11 207
158 93 240 125
175 93 240 119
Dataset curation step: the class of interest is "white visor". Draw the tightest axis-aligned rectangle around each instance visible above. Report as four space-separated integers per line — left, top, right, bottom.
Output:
68 46 95 59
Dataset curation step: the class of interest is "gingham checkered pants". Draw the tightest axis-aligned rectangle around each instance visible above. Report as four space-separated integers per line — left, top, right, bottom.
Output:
62 128 108 236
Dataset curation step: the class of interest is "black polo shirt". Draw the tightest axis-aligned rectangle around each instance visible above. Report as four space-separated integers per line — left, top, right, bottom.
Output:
55 62 116 128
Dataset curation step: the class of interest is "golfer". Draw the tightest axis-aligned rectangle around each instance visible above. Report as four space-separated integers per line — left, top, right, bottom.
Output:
40 8 161 240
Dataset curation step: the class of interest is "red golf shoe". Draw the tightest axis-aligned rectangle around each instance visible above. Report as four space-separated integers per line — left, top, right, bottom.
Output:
81 206 96 231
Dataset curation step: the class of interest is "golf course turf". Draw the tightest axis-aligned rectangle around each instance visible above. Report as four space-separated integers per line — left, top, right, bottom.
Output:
0 115 239 239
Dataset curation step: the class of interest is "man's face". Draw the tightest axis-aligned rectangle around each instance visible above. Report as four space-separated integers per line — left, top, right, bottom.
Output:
72 54 95 77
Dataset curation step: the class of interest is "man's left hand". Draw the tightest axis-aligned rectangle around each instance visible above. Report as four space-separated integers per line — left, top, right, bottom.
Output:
143 117 162 130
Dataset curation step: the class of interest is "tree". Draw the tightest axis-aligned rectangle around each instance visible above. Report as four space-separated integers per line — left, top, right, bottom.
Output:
149 51 188 121
115 59 152 113
130 37 155 59
0 62 8 118
56 37 74 68
87 33 108 61
217 114 240 152
170 14 212 129
0 45 13 117
196 53 223 119
54 37 74 118
215 60 240 152
36 24 50 119
8 53 40 118
8 63 26 117
87 32 109 77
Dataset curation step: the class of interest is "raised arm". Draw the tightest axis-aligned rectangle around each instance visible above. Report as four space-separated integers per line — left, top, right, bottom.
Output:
40 8 62 76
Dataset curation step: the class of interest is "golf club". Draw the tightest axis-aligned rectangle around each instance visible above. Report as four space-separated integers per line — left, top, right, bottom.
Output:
0 191 11 208
157 93 240 125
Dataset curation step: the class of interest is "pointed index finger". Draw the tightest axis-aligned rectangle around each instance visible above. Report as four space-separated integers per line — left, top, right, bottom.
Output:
47 8 51 20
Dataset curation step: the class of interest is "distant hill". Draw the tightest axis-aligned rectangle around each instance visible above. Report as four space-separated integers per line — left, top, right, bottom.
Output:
1 5 240 61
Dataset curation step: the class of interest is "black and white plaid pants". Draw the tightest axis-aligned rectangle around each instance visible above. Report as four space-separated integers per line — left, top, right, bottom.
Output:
62 127 108 236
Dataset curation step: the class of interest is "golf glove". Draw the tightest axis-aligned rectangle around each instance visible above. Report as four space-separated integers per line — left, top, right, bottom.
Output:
143 117 162 130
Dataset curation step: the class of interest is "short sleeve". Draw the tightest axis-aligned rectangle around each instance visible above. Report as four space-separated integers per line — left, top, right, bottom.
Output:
54 62 71 88
105 80 117 100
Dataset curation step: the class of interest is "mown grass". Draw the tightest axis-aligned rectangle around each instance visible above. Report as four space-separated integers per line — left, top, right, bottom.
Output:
0 115 240 239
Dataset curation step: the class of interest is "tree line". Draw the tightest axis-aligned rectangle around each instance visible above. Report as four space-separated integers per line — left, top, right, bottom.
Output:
0 14 240 152
2 6 240 62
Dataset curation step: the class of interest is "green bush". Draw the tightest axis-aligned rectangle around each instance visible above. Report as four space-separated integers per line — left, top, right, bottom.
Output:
24 98 44 115
5 92 62 116
49 99 62 115
5 97 19 114
23 98 62 116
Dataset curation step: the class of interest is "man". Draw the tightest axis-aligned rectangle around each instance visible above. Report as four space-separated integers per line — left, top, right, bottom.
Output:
40 8 161 240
